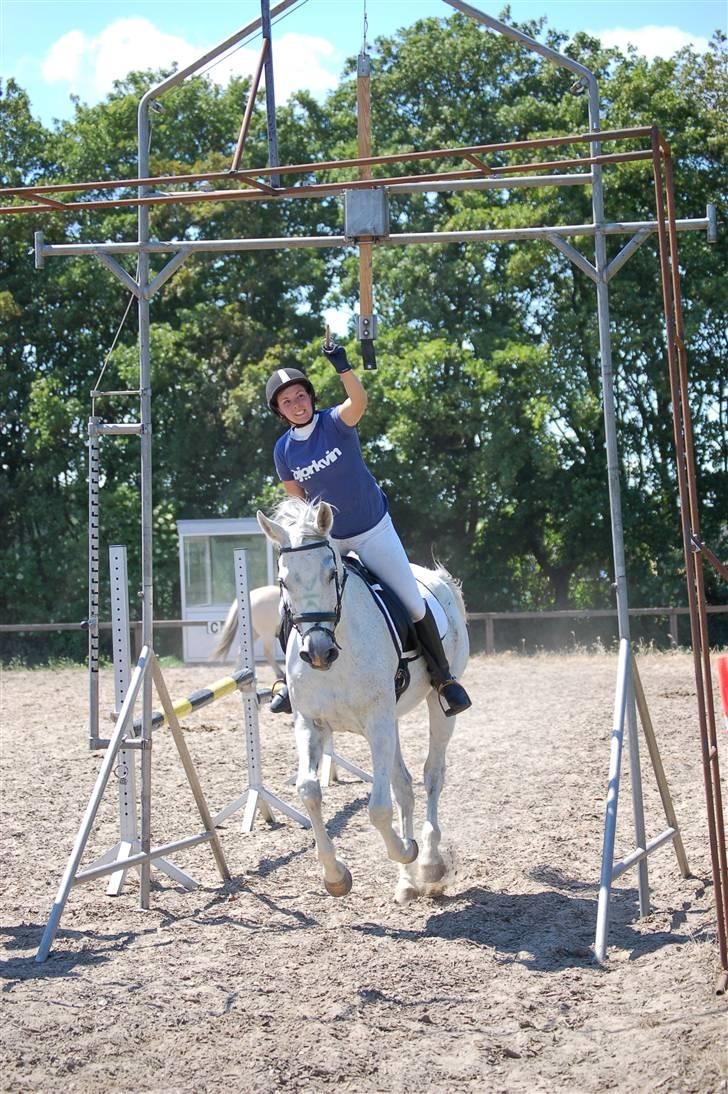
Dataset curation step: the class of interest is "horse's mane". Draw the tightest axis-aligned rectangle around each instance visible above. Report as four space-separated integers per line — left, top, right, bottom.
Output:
271 496 328 540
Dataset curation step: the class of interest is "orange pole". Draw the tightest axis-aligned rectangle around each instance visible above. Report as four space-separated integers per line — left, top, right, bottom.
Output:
357 52 374 336
230 39 269 173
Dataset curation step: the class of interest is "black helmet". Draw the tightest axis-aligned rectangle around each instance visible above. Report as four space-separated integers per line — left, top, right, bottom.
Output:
265 367 315 418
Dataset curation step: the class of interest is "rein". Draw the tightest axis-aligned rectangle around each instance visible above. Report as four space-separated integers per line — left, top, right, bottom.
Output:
279 539 348 644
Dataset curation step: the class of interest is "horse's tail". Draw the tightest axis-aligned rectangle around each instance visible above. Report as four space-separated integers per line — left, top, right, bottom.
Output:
213 600 238 660
432 562 468 624
428 563 470 680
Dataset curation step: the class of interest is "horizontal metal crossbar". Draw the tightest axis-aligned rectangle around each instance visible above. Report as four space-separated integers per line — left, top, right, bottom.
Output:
32 214 712 264
73 831 216 885
0 125 654 198
1 127 659 217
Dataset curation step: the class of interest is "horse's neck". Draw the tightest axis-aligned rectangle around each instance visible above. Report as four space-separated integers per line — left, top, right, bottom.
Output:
337 568 392 652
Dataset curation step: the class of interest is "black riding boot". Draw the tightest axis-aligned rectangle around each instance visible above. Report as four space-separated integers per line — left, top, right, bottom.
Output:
415 605 471 717
270 678 292 714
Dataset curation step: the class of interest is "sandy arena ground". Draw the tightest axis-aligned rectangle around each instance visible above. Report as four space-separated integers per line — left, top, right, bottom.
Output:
1 651 727 1092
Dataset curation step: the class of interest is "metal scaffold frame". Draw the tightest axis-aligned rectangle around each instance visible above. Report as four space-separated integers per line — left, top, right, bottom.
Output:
6 0 725 985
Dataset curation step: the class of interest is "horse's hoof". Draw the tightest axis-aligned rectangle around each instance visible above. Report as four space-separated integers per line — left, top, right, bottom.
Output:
325 866 352 897
394 882 419 905
419 861 446 884
401 838 418 865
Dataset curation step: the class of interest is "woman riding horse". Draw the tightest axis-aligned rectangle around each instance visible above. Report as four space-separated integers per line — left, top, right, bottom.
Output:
264 341 471 718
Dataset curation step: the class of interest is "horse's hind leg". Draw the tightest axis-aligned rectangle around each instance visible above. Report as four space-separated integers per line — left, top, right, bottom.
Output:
390 732 419 905
294 715 352 896
418 691 456 888
366 718 418 866
262 638 284 680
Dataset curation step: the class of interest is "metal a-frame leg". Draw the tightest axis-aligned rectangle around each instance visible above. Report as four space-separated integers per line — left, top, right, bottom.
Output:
37 649 152 962
86 545 197 894
595 639 690 961
36 646 231 962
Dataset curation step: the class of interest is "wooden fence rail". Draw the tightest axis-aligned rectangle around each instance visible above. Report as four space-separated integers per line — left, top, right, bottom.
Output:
3 606 728 656
468 605 728 654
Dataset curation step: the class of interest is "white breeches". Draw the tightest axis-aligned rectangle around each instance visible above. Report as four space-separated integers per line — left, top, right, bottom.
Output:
333 512 425 622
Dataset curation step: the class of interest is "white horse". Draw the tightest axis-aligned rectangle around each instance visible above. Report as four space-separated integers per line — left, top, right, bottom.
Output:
257 496 470 904
215 585 284 678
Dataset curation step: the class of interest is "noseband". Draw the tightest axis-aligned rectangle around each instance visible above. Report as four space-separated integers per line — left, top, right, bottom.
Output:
279 539 347 646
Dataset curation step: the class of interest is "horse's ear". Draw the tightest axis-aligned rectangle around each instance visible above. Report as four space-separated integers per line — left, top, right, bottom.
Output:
315 502 334 537
257 510 290 549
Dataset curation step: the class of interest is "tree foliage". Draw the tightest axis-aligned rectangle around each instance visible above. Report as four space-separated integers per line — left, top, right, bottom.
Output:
1 11 726 659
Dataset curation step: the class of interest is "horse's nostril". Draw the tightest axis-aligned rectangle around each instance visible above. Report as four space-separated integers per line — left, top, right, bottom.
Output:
326 648 339 664
300 649 312 664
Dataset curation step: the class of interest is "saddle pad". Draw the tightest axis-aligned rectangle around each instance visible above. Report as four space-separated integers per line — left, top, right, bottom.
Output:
344 555 448 658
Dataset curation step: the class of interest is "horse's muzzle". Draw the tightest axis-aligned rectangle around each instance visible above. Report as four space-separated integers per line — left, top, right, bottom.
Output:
300 631 339 670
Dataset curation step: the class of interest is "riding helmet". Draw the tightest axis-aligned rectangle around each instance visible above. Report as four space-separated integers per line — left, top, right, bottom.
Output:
265 367 316 418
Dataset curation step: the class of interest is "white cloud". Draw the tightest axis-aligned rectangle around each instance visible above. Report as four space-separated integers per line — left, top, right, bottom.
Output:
40 18 341 104
590 25 710 60
41 19 201 98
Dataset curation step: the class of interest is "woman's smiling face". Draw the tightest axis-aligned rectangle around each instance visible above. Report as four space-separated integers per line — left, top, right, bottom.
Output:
276 384 314 426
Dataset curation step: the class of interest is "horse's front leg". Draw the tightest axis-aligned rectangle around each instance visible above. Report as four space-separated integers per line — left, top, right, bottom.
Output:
366 716 418 866
418 691 456 887
294 714 352 896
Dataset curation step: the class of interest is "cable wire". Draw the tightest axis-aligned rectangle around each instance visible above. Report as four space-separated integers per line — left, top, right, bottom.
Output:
196 0 311 81
92 261 138 398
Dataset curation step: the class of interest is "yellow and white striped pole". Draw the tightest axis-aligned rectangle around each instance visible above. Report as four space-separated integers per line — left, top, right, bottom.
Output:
132 667 254 731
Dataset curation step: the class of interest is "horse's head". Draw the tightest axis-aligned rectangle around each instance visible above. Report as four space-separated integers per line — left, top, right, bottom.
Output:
257 500 345 670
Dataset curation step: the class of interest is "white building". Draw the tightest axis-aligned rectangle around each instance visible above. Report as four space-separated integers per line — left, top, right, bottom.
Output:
177 518 276 663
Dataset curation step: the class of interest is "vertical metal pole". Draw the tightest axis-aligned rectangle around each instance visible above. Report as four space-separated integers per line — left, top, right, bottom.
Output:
236 549 272 828
260 0 280 188
234 548 273 829
87 419 101 747
441 1 654 930
663 150 728 971
652 136 728 973
107 545 139 895
588 85 650 918
357 50 377 369
138 97 154 909
440 3 654 932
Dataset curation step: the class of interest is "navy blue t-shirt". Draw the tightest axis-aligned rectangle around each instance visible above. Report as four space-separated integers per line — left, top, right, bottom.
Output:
274 407 387 538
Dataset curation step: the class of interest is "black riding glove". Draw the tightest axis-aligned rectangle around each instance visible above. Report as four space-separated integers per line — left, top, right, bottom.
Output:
322 342 352 374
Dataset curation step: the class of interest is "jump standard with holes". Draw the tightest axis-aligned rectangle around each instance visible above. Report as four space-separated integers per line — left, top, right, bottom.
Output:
4 0 727 991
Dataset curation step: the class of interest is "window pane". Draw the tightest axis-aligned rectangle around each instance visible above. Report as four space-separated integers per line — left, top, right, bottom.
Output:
210 535 267 604
184 538 210 607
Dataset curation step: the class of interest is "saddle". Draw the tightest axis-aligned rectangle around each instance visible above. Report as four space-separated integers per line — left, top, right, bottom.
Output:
342 556 417 654
278 554 447 703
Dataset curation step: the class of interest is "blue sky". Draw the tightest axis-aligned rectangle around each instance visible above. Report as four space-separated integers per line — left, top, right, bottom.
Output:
2 0 725 126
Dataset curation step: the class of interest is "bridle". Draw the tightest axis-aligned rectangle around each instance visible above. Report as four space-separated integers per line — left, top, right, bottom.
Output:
279 539 348 647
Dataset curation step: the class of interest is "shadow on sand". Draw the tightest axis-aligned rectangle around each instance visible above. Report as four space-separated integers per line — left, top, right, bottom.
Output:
352 879 713 972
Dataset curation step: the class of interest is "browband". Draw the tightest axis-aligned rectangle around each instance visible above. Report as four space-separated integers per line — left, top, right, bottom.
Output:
279 540 330 554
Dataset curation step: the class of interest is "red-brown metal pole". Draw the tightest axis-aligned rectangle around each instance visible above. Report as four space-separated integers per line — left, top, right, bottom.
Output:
662 144 728 982
1 152 659 218
230 39 269 173
651 130 728 981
